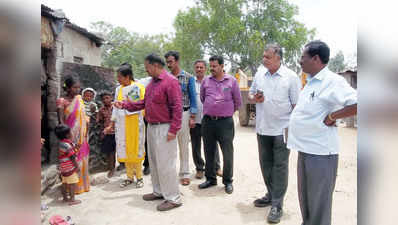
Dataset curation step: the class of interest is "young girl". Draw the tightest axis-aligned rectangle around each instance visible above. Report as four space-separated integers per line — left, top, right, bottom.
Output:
56 76 90 194
106 63 146 188
54 124 81 205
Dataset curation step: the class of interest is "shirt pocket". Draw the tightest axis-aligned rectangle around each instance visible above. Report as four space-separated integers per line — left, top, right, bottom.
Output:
222 85 233 101
152 88 167 104
272 81 290 103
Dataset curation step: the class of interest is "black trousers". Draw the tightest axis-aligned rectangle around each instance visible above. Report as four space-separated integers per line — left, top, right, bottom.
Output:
257 134 290 208
202 116 234 185
143 118 149 168
298 152 338 225
190 123 220 172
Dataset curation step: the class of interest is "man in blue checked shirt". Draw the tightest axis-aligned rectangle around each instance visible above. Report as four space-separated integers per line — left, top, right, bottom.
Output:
165 51 198 186
288 40 357 225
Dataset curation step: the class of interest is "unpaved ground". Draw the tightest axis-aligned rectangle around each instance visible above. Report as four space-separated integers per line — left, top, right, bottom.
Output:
42 117 356 225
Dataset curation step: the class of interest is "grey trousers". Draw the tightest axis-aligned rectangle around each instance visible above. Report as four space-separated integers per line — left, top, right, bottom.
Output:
177 111 190 178
147 123 181 204
257 134 290 208
297 152 338 225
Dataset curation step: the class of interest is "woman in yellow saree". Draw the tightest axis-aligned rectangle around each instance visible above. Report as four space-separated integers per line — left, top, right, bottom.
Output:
56 76 90 194
106 64 145 188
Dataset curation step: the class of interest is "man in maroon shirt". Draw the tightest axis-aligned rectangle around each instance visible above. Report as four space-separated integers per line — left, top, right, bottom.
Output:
114 53 183 211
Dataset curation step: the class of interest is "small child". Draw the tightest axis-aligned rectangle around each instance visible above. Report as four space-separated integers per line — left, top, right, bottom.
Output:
82 88 98 120
97 90 116 178
54 124 81 206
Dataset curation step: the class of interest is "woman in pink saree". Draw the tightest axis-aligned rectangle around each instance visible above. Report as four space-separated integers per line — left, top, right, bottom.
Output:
56 76 90 194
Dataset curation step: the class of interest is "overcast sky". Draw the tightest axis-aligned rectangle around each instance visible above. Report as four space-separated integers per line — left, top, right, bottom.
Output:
41 0 356 58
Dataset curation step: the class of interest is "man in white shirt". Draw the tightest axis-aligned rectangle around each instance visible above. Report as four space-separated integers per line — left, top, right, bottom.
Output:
288 41 357 225
249 43 301 223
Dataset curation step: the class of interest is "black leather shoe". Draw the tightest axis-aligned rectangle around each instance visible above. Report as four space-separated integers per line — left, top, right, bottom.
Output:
225 184 233 194
253 195 272 207
267 206 283 223
198 180 217 189
143 166 150 175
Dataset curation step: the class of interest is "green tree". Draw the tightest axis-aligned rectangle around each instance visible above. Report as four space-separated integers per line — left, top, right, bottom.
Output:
328 50 346 73
172 0 315 75
90 21 170 79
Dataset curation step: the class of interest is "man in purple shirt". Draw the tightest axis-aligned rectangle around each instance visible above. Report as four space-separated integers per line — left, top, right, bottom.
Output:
198 55 242 194
114 53 183 211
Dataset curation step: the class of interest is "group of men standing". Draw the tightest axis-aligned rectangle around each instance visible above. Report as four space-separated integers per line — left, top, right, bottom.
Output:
115 40 357 225
249 40 357 224
115 52 242 211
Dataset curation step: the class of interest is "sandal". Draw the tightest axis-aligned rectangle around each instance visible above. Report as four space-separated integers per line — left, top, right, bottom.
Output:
136 179 144 188
120 179 134 188
49 215 70 225
180 178 190 186
68 199 81 206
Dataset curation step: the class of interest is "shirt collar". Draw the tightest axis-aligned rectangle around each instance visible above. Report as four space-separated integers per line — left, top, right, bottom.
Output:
194 75 206 82
265 65 284 77
311 66 328 81
210 74 230 82
177 70 185 77
156 70 168 80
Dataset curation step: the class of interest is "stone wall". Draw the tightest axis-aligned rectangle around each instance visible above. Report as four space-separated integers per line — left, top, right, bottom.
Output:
60 62 116 94
60 62 116 172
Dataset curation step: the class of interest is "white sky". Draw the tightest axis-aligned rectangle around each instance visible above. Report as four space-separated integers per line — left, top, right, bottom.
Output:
41 0 356 58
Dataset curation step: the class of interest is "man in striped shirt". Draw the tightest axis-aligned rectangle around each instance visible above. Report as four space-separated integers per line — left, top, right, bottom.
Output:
165 51 198 186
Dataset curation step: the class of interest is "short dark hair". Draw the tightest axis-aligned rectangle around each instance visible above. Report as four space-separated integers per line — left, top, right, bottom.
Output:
145 53 165 67
99 90 112 100
209 55 224 65
117 63 134 79
63 75 79 91
164 51 180 61
194 59 207 67
54 124 70 140
305 40 330 64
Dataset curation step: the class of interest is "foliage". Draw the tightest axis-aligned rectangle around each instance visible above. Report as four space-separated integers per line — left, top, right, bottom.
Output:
328 50 346 73
172 0 315 75
90 21 170 79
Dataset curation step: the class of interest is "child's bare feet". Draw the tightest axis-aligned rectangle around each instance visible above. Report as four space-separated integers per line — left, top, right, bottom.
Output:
107 169 115 178
68 199 81 205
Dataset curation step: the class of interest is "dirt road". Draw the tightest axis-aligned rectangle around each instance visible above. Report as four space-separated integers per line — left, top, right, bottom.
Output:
42 118 357 225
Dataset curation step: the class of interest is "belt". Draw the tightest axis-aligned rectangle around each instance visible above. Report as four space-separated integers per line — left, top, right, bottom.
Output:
204 115 231 120
183 107 190 112
148 122 169 126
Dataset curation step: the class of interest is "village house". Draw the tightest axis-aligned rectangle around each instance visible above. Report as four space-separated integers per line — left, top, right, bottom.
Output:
41 4 115 165
338 69 357 127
